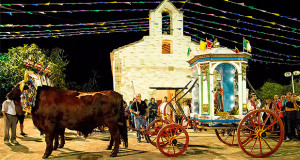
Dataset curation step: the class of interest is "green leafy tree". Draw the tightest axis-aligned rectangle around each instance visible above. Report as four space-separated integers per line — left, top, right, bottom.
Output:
257 78 300 99
257 82 285 99
0 43 69 94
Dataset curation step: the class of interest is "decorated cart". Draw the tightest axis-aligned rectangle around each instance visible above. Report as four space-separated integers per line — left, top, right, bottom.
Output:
139 47 284 158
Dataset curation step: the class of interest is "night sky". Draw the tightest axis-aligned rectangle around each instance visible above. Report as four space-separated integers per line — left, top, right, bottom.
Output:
0 0 299 91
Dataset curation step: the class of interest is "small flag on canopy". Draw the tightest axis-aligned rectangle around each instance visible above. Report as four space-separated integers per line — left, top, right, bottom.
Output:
206 39 213 49
234 47 239 53
243 38 252 52
200 40 207 50
187 47 192 56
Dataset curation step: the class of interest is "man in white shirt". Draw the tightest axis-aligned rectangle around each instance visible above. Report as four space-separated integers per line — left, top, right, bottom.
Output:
247 93 261 112
159 96 171 121
2 97 18 144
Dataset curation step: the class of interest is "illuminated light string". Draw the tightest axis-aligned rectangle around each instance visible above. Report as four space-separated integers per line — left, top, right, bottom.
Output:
183 27 300 59
0 17 149 28
182 9 300 35
0 28 149 39
185 1 300 32
184 32 300 66
2 8 152 15
0 23 149 35
184 16 300 43
222 0 299 23
183 21 300 48
0 1 161 7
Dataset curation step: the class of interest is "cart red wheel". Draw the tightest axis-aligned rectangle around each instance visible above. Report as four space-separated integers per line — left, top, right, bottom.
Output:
237 109 284 158
145 119 166 146
156 124 189 157
215 128 238 146
215 127 251 146
180 117 189 128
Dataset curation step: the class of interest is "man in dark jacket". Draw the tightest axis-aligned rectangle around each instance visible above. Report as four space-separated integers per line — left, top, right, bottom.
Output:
130 93 147 143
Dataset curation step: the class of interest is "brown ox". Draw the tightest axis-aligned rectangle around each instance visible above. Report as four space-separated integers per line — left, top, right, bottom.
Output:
7 84 127 158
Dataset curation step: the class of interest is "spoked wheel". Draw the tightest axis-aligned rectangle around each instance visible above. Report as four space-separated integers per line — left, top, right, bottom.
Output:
145 119 166 146
180 117 189 128
156 124 189 157
237 109 284 158
215 127 251 146
215 128 238 146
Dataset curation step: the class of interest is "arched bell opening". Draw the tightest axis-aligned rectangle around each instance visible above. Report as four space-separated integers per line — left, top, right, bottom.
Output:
162 11 171 35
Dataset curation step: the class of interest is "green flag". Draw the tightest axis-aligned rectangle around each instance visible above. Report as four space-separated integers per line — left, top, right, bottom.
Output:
187 47 192 56
243 38 252 52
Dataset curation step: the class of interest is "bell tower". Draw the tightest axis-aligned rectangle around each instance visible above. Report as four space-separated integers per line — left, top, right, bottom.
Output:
149 0 184 37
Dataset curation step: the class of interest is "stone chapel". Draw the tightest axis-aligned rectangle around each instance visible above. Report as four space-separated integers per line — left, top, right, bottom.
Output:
110 0 199 103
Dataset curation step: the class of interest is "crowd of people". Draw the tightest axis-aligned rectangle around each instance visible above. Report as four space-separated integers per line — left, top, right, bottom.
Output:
3 89 299 144
247 92 300 141
124 93 191 143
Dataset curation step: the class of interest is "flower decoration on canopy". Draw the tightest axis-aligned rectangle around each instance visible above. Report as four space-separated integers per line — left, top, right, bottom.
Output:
34 58 44 72
24 55 34 68
43 62 53 75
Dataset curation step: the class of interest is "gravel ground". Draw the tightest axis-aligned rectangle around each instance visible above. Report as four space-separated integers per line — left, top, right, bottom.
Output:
0 117 299 160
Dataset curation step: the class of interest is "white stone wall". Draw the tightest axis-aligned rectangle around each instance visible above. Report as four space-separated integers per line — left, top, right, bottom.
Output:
112 35 199 103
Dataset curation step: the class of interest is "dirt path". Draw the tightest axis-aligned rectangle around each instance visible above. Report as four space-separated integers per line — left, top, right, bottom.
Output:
0 118 299 160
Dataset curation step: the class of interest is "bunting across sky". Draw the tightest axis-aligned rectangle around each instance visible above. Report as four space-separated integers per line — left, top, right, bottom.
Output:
2 8 152 15
185 1 300 32
0 17 149 28
0 1 161 7
222 0 299 22
0 28 149 39
1 0 299 65
184 32 300 65
184 16 300 43
184 21 300 48
182 9 300 34
0 22 149 35
183 28 300 60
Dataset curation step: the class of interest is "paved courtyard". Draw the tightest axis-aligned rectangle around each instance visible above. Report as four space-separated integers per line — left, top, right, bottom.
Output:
0 117 299 160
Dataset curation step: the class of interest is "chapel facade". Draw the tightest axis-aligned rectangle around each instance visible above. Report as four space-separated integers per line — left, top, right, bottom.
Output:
110 0 198 103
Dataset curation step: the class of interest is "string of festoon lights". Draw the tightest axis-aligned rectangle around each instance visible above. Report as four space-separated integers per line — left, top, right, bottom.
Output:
184 32 300 65
183 21 300 48
184 16 300 43
183 27 300 60
184 1 300 32
182 9 300 35
222 0 299 22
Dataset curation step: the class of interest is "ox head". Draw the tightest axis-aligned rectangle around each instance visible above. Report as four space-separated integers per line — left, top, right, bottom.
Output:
6 81 30 101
